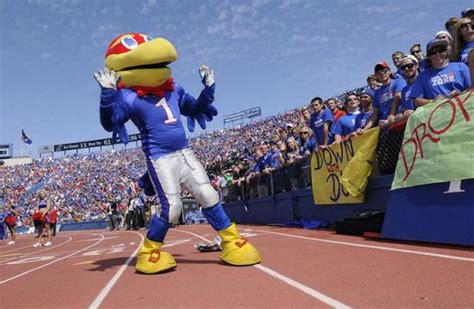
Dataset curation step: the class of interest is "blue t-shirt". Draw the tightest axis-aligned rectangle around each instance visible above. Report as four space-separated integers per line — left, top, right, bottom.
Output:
100 83 214 160
266 148 281 169
309 109 334 145
460 41 474 65
392 69 403 80
400 80 417 112
373 78 406 120
332 112 359 137
419 59 428 72
252 156 266 173
299 137 316 155
354 111 372 130
410 62 471 100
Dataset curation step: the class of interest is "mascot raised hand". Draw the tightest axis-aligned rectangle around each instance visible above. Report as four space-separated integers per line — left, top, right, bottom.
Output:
94 33 260 273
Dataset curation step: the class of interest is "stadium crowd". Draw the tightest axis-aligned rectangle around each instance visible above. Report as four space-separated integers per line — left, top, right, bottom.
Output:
1 9 473 232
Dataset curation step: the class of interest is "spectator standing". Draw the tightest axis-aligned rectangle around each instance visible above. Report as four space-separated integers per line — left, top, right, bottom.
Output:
411 39 471 107
391 51 405 79
133 190 147 229
107 199 120 231
309 97 323 114
445 16 459 39
365 61 406 130
285 137 302 164
399 56 420 120
275 139 287 166
454 17 474 65
354 89 374 135
309 97 334 150
461 8 474 19
333 94 360 143
410 43 427 71
436 30 457 62
325 98 345 122
366 75 380 90
301 107 312 126
298 127 316 156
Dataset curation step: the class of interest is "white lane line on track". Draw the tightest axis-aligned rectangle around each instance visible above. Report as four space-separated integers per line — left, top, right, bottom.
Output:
88 231 144 309
254 264 351 308
0 235 71 255
0 236 73 265
0 234 105 285
256 230 474 262
172 230 351 308
170 229 214 243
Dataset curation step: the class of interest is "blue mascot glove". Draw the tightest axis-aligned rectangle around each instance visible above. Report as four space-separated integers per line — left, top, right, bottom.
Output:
186 104 218 132
95 68 129 144
186 65 217 132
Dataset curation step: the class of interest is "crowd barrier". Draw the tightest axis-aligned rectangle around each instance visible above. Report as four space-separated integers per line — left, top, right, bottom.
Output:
60 221 109 231
224 124 406 203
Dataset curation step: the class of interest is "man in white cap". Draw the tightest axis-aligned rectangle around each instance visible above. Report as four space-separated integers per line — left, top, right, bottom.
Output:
398 55 420 120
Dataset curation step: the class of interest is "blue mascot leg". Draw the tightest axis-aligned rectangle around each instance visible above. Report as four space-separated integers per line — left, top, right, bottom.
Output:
202 202 261 266
146 214 169 243
201 202 231 231
135 160 179 274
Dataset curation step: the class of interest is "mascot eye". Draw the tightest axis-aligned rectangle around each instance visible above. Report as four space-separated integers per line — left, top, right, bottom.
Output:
122 37 138 50
142 35 153 42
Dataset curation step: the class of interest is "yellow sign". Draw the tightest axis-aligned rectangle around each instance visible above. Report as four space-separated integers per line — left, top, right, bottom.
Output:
311 128 380 204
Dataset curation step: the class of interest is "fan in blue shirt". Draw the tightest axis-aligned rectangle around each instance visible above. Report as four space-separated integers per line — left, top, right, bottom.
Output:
333 93 360 143
309 97 334 148
410 39 471 108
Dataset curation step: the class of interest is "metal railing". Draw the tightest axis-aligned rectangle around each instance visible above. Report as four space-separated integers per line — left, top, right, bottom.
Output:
223 124 406 203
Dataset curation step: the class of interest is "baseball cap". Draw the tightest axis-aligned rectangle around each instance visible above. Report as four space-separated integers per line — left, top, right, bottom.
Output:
435 30 453 41
426 39 449 53
461 8 474 17
286 123 294 128
400 55 418 66
374 61 390 72
360 88 374 99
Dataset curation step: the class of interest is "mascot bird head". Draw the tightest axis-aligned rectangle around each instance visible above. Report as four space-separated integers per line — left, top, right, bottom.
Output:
105 33 177 88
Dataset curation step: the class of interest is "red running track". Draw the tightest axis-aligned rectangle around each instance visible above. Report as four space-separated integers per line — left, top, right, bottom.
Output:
0 225 473 308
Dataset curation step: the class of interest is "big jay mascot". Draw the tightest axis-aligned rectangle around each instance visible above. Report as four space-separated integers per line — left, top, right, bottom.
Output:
94 33 261 273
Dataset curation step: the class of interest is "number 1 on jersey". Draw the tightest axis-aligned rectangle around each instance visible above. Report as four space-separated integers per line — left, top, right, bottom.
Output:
155 98 177 124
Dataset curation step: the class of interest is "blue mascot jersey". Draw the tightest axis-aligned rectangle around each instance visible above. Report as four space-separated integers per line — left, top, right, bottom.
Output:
100 83 214 160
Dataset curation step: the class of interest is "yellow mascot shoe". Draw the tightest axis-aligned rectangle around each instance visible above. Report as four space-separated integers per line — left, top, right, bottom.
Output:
136 238 176 274
218 223 261 266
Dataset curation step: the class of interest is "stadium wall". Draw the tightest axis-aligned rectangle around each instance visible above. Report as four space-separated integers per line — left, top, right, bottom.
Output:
223 175 392 225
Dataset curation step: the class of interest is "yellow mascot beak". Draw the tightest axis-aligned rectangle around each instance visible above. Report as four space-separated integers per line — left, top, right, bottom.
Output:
105 37 177 88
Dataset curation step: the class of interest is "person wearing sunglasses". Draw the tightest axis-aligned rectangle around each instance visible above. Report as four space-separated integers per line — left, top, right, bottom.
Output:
353 89 374 136
410 39 471 108
391 51 405 80
454 17 474 65
365 61 406 130
436 30 457 62
410 43 427 72
398 56 420 120
332 93 360 143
